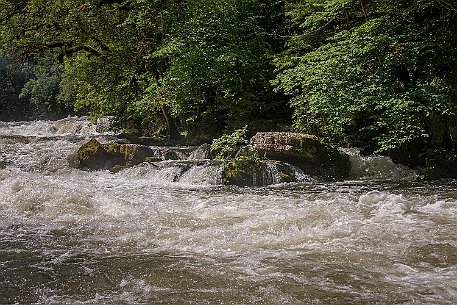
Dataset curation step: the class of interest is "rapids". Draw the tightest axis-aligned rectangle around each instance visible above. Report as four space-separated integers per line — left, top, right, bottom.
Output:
0 117 456 304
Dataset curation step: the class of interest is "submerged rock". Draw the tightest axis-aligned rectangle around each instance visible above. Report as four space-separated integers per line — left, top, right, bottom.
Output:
163 150 181 160
188 143 211 160
77 139 159 170
250 132 350 180
161 148 195 160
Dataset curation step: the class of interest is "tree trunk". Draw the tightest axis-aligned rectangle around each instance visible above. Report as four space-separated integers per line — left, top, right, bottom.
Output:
161 106 181 141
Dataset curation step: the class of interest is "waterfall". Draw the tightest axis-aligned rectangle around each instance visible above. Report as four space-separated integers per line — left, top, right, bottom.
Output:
187 143 211 160
230 161 314 187
0 116 115 138
179 161 224 185
344 148 418 180
122 161 225 185
1 118 419 185
264 162 281 185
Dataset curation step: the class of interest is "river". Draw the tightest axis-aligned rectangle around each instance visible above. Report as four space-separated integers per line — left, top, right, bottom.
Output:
0 118 456 304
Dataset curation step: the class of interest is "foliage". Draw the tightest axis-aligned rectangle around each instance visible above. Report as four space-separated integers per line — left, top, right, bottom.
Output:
421 147 457 179
275 0 457 152
0 0 289 137
0 0 180 131
20 56 73 117
2 0 457 177
1 0 130 119
0 54 34 120
155 0 289 134
210 125 249 159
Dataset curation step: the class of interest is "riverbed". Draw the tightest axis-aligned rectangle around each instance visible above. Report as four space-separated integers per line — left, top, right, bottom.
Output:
1 118 456 304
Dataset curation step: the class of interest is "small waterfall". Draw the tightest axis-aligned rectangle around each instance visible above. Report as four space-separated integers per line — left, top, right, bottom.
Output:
187 144 211 160
227 160 314 187
289 165 315 183
0 116 114 138
263 162 281 185
123 161 225 185
178 161 224 185
152 162 191 182
345 148 417 180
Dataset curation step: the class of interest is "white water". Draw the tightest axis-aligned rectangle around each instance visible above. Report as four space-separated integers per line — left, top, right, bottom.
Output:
1 117 456 304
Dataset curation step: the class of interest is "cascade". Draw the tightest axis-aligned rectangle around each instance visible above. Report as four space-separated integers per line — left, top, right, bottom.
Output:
344 148 418 180
178 161 225 185
264 162 281 185
1 118 420 185
0 116 115 139
1 118 456 305
121 161 225 185
187 144 211 160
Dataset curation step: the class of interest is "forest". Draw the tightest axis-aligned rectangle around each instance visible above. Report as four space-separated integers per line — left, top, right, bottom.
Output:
1 0 457 176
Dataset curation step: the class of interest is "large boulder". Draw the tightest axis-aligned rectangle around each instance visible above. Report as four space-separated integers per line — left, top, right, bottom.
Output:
77 139 159 171
250 132 350 180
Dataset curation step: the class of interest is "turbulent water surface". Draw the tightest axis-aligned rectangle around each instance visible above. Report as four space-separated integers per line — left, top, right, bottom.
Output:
0 118 456 304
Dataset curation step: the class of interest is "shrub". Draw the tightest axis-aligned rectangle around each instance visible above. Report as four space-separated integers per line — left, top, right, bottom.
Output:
210 126 248 159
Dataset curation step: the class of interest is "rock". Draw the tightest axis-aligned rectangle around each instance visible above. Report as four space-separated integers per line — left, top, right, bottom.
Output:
188 143 211 160
77 139 109 170
250 132 350 180
160 147 196 160
77 139 157 170
224 157 307 186
1 135 32 144
163 150 181 160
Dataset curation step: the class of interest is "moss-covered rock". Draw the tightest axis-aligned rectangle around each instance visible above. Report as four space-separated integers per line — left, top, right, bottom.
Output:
250 132 350 180
77 138 159 170
224 157 300 186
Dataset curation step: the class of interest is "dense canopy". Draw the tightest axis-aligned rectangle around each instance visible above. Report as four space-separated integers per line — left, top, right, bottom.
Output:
1 0 457 175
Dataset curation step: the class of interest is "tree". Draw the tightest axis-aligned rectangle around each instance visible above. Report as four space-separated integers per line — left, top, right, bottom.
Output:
153 0 290 141
1 0 290 141
0 0 183 137
0 55 29 120
1 0 133 119
274 0 457 154
20 56 72 118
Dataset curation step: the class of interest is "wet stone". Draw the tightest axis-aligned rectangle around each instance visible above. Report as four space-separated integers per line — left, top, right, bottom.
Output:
250 132 351 180
77 138 157 171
